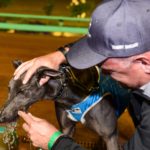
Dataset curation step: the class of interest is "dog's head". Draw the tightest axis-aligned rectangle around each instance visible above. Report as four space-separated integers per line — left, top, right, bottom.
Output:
0 60 63 123
0 60 99 123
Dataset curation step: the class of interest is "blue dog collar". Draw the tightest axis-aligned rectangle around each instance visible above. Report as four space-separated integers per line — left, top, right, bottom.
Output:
66 91 110 124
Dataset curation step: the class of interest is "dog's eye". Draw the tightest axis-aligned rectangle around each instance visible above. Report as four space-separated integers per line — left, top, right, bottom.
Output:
16 89 23 94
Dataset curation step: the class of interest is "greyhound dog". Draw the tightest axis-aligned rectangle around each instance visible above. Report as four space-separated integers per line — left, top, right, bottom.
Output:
0 60 130 150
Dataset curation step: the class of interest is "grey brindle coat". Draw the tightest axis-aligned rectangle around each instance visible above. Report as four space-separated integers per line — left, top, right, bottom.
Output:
0 60 118 150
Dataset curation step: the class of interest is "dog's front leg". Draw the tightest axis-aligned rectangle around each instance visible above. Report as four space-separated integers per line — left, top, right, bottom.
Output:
54 102 76 137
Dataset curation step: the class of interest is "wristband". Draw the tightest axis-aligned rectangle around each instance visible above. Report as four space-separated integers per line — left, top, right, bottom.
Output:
57 42 74 56
48 131 62 150
57 47 69 56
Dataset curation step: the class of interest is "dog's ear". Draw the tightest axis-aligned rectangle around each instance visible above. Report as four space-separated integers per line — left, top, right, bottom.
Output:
37 67 62 78
12 60 22 69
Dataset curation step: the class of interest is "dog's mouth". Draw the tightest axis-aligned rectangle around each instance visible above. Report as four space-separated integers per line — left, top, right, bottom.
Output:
0 105 28 123
0 113 18 123
19 106 28 112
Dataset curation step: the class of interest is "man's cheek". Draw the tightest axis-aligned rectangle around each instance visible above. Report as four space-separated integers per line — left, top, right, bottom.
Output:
101 59 117 68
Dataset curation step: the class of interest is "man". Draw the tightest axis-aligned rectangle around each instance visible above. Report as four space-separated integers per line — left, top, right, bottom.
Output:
15 0 150 149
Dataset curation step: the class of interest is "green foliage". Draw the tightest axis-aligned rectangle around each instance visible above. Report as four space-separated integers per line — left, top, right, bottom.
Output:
43 0 54 15
70 3 89 16
68 0 96 17
0 0 12 7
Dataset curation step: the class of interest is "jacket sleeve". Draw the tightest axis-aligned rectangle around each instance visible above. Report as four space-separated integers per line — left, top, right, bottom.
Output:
124 97 150 150
52 136 86 150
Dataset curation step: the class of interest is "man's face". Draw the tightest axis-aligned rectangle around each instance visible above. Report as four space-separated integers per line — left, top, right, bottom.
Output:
101 57 147 88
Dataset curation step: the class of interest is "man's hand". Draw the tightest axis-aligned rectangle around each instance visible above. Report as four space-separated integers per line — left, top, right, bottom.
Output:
14 51 66 85
18 111 60 150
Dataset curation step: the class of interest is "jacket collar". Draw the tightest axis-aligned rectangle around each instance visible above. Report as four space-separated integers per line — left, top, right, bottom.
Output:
132 82 150 101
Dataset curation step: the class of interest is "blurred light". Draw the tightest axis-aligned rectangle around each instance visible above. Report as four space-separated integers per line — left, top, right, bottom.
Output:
7 29 15 34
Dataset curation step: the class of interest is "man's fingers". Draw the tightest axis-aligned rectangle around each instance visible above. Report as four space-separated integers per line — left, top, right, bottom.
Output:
14 60 31 75
23 66 38 84
22 123 30 133
14 61 32 80
28 113 42 122
18 111 33 125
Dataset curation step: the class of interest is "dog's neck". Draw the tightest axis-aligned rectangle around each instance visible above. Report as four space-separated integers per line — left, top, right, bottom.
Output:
45 65 100 107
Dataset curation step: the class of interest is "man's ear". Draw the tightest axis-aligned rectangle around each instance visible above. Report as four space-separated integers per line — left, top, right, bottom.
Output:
138 57 150 73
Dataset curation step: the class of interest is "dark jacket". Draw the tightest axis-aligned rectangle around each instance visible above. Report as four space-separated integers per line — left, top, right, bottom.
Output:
124 90 150 150
52 89 150 150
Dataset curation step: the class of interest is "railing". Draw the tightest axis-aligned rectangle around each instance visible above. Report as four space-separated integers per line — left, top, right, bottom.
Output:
0 13 90 34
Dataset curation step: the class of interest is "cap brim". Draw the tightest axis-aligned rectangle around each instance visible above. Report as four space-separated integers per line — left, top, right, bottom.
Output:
67 36 107 69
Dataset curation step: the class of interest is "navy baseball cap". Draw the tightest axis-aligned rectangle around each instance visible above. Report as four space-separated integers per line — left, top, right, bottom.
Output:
67 0 150 69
